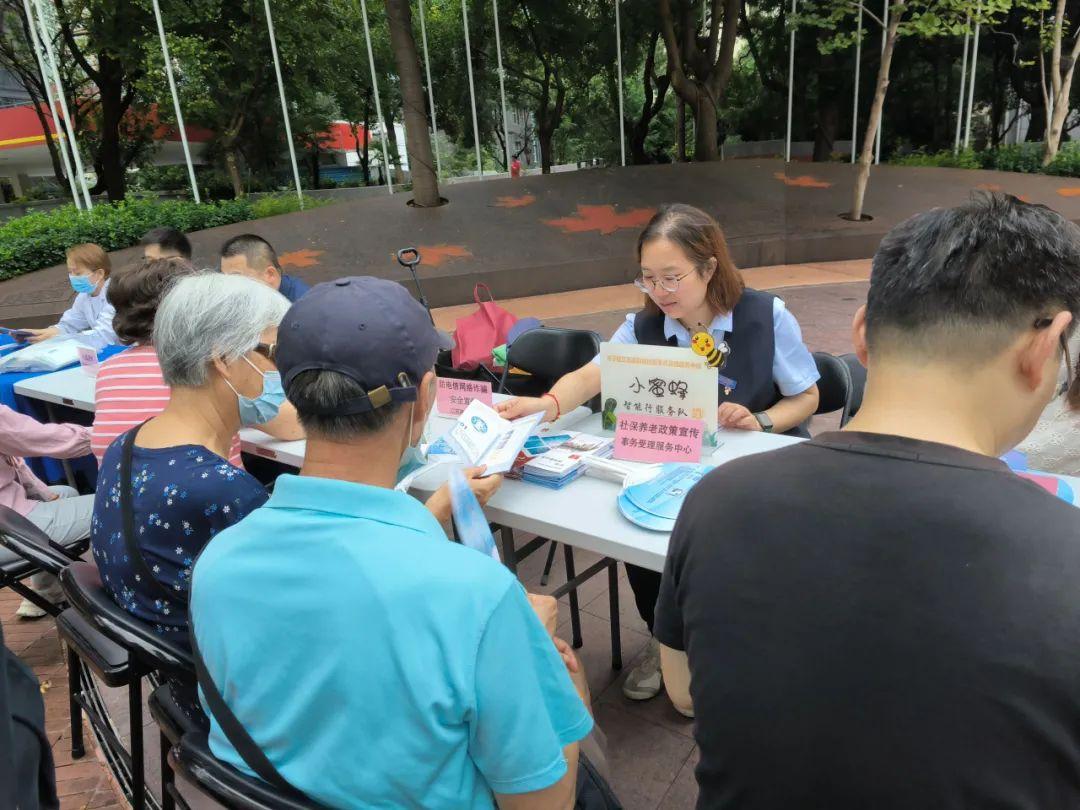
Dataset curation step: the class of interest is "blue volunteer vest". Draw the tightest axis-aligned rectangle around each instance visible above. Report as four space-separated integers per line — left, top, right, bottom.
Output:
632 287 784 416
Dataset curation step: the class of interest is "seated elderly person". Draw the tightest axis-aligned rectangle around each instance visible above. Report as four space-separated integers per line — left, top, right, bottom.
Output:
92 258 303 466
92 274 286 645
191 278 595 808
0 406 95 618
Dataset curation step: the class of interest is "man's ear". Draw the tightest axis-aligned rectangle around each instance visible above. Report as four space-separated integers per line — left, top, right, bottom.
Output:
1018 310 1072 393
852 305 869 366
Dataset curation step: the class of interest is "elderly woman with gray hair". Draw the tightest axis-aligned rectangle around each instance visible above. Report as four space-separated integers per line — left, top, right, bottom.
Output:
91 273 286 646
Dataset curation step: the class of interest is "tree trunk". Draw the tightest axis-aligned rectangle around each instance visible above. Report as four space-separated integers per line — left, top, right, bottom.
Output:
813 50 841 161
539 121 554 173
385 0 441 205
851 8 904 221
813 100 839 161
630 31 670 165
225 148 244 197
383 102 403 182
693 96 719 161
28 96 68 194
362 94 372 185
1042 0 1080 165
95 55 128 202
676 100 687 161
309 144 320 189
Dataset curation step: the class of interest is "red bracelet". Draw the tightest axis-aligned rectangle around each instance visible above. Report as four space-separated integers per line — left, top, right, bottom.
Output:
542 392 561 420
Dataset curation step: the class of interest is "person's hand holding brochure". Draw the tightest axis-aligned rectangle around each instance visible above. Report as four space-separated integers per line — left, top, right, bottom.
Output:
448 399 544 475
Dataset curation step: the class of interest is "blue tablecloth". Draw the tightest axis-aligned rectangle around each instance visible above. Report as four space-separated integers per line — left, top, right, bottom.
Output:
0 334 127 489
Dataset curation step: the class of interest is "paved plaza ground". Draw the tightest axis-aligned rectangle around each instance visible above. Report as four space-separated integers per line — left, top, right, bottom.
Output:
2 260 868 809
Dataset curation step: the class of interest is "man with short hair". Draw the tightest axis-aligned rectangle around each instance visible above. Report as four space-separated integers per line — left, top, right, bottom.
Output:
191 277 593 809
219 233 310 302
140 226 191 260
656 194 1080 807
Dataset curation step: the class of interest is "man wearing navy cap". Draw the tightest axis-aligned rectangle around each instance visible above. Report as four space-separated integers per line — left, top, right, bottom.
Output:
190 277 595 808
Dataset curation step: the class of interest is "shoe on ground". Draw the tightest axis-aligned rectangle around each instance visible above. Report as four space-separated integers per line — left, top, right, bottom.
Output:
16 599 47 619
622 637 663 701
672 701 694 720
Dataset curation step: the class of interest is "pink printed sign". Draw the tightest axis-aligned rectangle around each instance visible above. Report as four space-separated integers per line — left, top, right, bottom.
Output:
614 413 704 463
77 346 99 377
437 377 493 416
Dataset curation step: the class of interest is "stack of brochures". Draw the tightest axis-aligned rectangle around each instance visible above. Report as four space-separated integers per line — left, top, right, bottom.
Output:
519 433 615 489
617 463 712 532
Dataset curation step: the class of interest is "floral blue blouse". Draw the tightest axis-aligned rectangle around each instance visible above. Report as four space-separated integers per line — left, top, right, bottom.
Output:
91 434 268 647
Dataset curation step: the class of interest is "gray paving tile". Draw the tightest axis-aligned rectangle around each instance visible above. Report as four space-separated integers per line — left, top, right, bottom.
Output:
657 747 700 810
556 608 650 702
593 702 696 810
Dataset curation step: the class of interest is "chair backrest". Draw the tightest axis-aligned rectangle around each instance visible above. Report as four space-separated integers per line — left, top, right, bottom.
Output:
812 352 853 418
59 561 193 676
172 733 324 810
0 505 76 575
838 353 866 426
500 327 601 407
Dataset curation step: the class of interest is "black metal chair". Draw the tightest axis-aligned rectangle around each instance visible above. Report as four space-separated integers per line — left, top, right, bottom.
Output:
838 353 866 425
171 731 323 810
495 327 621 670
0 504 87 616
498 327 602 410
149 681 207 810
59 561 194 810
812 352 853 420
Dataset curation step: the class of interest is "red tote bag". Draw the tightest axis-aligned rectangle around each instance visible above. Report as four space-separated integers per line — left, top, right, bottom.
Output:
452 283 518 371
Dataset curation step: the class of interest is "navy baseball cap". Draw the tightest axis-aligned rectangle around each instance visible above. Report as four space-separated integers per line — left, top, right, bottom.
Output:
276 276 451 414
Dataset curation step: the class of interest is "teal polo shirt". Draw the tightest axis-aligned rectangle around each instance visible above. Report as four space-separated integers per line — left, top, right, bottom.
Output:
190 474 592 809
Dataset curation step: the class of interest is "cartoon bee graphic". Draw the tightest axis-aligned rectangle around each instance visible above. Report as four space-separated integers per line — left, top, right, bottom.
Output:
690 330 728 368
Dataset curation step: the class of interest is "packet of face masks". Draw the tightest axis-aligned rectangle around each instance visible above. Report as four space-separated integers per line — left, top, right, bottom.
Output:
447 465 500 561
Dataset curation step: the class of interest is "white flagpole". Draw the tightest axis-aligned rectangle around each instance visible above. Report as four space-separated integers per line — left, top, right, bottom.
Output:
461 0 483 175
417 0 442 178
616 0 626 166
954 22 970 152
263 0 304 207
785 0 796 162
31 0 91 208
492 0 512 173
21 0 79 207
150 0 200 203
358 0 393 193
851 2 862 163
964 0 981 149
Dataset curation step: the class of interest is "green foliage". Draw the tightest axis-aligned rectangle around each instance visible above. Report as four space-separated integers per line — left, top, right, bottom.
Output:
249 193 328 218
890 148 983 168
889 143 1080 176
0 194 321 280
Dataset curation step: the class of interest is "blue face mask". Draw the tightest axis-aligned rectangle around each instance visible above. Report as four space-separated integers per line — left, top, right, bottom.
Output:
69 274 96 294
395 445 428 490
226 355 286 426
395 398 433 492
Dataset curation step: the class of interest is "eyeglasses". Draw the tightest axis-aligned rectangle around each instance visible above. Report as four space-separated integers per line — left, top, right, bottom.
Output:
252 342 276 362
1034 318 1074 397
634 271 694 294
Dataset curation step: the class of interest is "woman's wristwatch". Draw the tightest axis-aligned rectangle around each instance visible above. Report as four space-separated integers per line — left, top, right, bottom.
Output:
753 412 774 433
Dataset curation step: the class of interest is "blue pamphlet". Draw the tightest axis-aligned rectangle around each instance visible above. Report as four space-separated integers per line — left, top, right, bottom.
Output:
448 466 500 560
618 463 713 532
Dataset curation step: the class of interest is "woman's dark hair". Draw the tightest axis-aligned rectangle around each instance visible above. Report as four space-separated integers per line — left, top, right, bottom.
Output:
637 204 744 318
107 258 197 345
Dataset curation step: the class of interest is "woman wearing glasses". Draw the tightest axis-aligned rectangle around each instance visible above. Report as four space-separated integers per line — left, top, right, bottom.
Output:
496 203 820 706
92 274 291 647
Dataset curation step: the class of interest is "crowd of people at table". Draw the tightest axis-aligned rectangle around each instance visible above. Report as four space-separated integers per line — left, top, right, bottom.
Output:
6 193 1080 808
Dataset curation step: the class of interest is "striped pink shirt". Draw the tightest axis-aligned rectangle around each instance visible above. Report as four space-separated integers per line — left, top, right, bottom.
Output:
92 345 244 468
